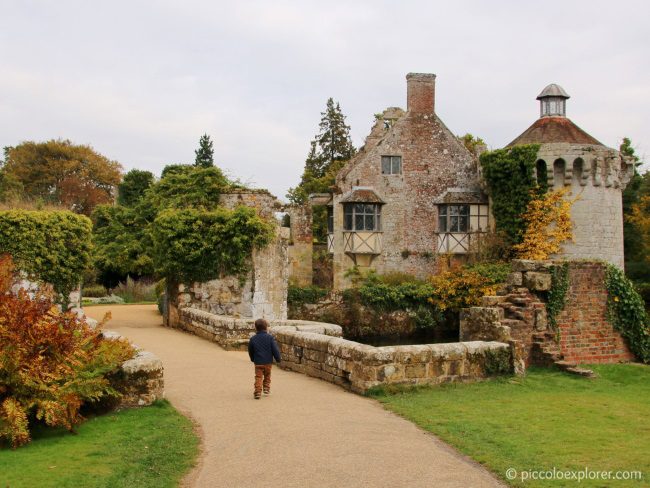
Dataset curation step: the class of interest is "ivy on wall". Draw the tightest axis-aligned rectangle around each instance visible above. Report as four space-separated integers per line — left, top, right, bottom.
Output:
546 262 570 330
0 210 92 303
605 264 650 363
480 144 541 245
150 206 274 284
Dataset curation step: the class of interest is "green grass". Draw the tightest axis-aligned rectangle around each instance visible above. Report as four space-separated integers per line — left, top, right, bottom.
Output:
371 365 649 487
0 400 199 488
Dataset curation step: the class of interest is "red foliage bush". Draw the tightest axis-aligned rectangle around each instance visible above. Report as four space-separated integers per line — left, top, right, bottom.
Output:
0 255 135 448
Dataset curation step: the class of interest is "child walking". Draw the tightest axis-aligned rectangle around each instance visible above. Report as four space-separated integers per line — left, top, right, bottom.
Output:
248 318 282 399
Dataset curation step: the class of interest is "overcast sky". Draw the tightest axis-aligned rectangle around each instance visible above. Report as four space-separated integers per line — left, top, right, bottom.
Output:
2 0 649 200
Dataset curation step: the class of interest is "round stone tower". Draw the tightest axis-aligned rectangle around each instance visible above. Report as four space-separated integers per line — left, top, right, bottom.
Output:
507 84 636 267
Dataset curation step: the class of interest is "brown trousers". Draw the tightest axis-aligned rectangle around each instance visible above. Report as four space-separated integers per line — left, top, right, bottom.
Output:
254 364 272 396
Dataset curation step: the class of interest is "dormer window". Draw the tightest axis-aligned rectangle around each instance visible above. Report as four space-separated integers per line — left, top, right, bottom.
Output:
381 155 402 175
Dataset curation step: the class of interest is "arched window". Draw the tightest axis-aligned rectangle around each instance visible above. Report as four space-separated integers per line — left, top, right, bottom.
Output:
553 159 566 188
573 158 584 185
536 159 548 189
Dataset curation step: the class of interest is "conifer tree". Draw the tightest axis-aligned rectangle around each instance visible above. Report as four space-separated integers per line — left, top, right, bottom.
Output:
288 98 355 204
194 134 214 168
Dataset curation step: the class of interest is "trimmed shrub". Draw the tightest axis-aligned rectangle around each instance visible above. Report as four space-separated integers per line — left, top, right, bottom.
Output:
151 206 274 283
0 210 92 303
0 255 135 448
288 284 328 306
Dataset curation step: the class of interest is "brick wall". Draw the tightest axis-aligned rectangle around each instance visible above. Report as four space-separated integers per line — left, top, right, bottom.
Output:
331 74 482 288
557 262 634 363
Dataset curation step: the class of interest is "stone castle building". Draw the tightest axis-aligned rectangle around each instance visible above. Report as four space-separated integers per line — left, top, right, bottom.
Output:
507 83 635 267
296 74 635 288
325 73 489 289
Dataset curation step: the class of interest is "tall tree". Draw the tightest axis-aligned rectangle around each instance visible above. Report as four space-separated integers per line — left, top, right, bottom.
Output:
117 169 155 207
621 137 650 281
194 134 214 168
288 98 355 205
2 140 122 215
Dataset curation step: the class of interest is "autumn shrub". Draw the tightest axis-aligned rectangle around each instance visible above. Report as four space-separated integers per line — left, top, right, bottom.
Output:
0 255 135 448
428 267 503 312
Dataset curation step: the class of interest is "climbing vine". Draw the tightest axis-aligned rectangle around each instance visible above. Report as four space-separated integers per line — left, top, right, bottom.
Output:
480 144 541 245
513 188 575 260
604 264 650 363
546 262 570 330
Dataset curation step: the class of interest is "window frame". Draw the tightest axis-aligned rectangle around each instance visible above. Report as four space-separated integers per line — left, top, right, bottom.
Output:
438 204 470 233
381 155 402 175
343 203 382 231
327 206 334 234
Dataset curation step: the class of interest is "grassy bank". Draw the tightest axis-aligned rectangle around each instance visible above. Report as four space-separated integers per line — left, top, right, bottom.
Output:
371 365 649 487
0 400 199 488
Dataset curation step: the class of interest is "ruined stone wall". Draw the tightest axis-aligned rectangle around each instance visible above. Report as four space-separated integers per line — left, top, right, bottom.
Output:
555 262 634 364
174 307 516 393
167 190 289 323
100 330 164 409
460 259 635 367
331 77 481 289
287 205 313 286
537 143 634 268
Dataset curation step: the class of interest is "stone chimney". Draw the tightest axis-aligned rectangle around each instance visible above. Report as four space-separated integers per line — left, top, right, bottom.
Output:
406 73 436 114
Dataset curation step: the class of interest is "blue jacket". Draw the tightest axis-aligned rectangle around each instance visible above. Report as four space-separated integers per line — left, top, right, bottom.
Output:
248 331 282 365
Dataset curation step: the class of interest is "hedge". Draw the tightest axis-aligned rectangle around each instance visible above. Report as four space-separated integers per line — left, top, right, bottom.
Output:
0 210 92 301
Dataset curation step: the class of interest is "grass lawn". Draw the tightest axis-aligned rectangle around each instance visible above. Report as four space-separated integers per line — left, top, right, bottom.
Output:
371 364 649 487
0 400 199 488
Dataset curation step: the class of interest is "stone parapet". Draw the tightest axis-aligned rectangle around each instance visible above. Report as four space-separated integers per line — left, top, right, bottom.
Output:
175 307 515 393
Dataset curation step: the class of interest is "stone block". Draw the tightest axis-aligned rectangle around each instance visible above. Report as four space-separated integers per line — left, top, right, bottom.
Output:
395 345 432 364
523 271 552 291
404 363 427 379
506 272 523 286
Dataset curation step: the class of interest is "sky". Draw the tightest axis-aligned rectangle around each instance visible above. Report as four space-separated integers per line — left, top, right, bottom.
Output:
2 0 649 200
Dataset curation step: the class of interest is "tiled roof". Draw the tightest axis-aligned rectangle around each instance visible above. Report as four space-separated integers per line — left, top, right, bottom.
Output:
339 188 385 204
507 116 603 147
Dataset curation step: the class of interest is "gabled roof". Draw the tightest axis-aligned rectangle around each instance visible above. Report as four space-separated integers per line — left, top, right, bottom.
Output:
507 116 603 147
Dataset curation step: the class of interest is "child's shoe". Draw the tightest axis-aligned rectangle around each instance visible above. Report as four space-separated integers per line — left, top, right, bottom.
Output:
254 393 261 400
263 389 270 396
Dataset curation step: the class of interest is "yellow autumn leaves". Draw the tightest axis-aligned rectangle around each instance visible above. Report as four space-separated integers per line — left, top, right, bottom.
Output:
513 188 575 260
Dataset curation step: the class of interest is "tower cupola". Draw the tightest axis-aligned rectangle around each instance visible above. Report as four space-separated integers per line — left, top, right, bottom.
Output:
537 83 570 118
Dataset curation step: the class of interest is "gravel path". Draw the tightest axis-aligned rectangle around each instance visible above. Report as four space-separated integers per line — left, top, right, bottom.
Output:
86 304 503 488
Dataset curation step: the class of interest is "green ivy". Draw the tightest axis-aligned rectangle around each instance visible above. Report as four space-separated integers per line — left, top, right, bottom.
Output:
480 144 542 245
0 210 92 304
546 262 570 329
288 284 329 306
605 265 650 363
150 206 274 284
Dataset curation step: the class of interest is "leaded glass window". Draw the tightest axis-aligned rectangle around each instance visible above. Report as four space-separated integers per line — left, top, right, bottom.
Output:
343 203 381 231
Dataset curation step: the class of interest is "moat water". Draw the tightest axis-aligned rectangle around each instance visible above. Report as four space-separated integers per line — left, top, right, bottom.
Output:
350 328 459 347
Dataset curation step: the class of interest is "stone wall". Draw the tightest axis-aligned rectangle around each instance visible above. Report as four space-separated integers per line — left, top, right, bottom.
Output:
535 143 634 268
287 205 313 286
174 307 516 393
166 189 290 324
99 330 164 409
